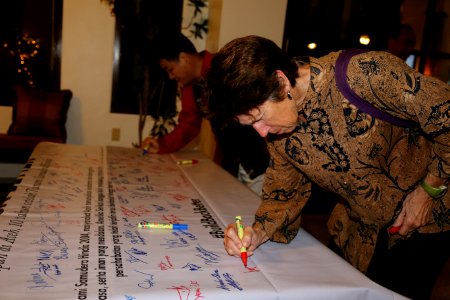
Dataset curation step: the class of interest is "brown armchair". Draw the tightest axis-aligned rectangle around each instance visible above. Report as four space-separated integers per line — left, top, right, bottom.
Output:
0 86 72 163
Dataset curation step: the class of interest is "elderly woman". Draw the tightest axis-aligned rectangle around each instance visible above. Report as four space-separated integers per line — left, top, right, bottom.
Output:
207 35 449 300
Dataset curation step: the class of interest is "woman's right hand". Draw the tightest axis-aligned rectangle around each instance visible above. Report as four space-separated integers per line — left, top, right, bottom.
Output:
223 222 268 258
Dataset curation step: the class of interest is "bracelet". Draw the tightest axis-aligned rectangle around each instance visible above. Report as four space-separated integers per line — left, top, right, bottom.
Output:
420 180 448 199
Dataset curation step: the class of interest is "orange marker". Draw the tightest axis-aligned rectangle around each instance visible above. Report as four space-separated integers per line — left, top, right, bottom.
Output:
235 216 247 267
176 159 199 165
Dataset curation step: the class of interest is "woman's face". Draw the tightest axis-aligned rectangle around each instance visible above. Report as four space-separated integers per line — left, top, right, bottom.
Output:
237 98 298 137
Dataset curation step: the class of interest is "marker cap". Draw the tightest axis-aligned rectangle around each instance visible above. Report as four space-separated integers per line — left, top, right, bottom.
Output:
172 224 189 230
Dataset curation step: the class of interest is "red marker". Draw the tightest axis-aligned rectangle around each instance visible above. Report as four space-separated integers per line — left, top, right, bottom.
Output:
388 226 400 234
235 216 247 267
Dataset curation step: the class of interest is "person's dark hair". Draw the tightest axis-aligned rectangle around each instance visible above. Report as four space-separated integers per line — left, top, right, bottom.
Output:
206 35 299 125
154 32 197 61
388 23 415 39
386 23 416 60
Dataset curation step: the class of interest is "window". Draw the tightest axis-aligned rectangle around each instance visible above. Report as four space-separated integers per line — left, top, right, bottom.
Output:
0 0 62 106
110 0 183 115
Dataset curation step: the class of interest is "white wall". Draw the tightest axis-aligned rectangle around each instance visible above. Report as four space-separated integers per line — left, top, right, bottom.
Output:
61 0 154 147
0 106 11 133
216 0 288 49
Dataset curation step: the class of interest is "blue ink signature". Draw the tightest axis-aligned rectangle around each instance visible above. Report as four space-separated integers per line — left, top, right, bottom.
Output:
182 262 203 271
195 244 220 265
211 269 243 291
134 270 154 289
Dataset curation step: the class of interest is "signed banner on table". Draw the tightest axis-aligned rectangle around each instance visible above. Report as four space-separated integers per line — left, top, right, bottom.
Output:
0 144 274 300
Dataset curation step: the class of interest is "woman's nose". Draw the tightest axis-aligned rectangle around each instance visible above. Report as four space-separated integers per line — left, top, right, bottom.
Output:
253 123 270 137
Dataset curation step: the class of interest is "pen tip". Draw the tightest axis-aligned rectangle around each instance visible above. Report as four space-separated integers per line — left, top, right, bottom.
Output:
241 252 248 267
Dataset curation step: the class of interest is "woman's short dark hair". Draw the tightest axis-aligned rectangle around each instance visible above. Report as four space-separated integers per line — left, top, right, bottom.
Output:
206 35 298 125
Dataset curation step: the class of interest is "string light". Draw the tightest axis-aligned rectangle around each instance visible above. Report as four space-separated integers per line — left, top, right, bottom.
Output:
4 33 40 87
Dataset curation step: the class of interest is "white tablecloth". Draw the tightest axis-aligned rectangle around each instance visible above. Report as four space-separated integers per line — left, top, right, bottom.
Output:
0 143 408 299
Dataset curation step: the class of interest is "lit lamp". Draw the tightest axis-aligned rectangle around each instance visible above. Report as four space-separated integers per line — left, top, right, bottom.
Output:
307 42 317 50
359 34 370 46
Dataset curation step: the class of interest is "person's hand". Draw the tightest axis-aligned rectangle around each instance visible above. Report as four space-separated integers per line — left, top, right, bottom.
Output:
141 137 159 154
390 185 433 236
223 222 268 258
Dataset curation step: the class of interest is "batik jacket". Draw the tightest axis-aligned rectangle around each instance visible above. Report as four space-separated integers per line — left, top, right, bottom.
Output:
254 50 450 272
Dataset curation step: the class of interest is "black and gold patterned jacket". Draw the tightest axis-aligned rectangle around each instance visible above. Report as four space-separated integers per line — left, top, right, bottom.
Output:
254 50 450 273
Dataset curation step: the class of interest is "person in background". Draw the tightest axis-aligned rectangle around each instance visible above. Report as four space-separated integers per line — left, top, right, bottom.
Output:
386 23 416 61
142 33 208 154
143 33 269 195
207 35 449 300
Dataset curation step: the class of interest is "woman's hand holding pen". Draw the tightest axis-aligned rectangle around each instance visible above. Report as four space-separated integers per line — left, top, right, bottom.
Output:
223 222 268 258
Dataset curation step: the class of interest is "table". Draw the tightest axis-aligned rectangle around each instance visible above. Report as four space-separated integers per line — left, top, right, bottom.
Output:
0 143 408 299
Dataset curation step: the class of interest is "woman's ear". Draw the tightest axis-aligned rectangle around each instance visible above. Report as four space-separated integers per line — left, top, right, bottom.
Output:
275 70 285 78
275 70 289 85
178 52 187 63
275 70 290 89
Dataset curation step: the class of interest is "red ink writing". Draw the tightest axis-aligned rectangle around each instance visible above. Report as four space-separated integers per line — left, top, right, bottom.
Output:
158 255 174 270
167 280 204 300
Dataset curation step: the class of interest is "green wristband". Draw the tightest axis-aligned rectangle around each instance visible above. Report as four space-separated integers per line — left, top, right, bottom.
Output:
420 180 448 198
